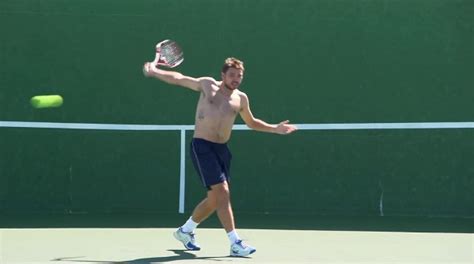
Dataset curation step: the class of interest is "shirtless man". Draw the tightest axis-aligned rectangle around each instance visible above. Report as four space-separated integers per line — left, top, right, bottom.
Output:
143 57 297 256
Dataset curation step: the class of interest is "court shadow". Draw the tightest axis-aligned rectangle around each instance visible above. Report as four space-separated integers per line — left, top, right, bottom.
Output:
53 249 232 263
125 249 230 263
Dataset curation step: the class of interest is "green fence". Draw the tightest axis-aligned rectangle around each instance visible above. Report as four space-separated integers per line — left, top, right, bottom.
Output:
1 0 473 218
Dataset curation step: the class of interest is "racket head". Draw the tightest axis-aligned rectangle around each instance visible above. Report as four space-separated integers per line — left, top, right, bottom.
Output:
154 39 184 68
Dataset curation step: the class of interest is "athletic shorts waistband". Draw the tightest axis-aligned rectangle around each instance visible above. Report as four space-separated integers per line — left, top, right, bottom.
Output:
192 137 228 146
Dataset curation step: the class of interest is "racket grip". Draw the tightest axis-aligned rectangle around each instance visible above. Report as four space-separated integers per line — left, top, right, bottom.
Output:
154 54 169 66
153 51 161 65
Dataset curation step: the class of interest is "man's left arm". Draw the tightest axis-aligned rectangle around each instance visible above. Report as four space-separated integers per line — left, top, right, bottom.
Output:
239 93 297 135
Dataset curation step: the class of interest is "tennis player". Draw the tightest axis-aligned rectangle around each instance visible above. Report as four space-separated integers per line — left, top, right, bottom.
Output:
143 57 297 256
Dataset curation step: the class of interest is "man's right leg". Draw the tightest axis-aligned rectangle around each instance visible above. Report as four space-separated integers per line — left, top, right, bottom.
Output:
185 179 235 231
179 181 229 234
174 197 216 251
176 182 235 248
191 197 216 223
174 194 217 251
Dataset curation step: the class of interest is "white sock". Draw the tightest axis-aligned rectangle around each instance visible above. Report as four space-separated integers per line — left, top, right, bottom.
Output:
181 216 199 233
227 230 241 244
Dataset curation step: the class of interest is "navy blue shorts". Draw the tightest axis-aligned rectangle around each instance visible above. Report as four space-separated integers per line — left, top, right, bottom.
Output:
190 138 232 190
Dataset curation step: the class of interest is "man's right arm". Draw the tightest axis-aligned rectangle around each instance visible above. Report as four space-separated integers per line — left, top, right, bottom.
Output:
143 62 212 92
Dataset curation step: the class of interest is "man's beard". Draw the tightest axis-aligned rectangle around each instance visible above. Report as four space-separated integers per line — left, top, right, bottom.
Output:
224 82 239 91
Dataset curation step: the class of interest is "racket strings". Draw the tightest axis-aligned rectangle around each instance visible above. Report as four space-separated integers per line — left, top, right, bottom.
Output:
160 42 184 67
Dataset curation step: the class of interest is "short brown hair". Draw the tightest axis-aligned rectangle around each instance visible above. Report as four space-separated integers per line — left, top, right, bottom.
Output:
221 57 244 73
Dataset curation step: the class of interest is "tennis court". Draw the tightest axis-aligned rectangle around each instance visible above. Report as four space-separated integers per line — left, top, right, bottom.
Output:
1 0 473 263
1 227 472 263
1 213 473 263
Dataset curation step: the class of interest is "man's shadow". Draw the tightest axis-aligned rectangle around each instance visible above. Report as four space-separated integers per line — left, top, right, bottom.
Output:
53 249 240 263
124 249 230 263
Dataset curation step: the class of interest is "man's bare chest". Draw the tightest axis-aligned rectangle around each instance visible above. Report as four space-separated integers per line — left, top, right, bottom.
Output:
204 90 241 115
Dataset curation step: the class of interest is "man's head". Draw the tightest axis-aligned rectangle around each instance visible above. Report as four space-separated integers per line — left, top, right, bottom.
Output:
221 57 244 91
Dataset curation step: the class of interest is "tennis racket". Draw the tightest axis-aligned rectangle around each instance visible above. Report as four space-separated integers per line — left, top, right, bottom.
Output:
153 39 184 68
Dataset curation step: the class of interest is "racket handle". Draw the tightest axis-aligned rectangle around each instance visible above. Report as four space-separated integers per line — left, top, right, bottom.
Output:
153 39 174 67
154 54 168 67
153 51 160 65
152 41 162 65
154 52 170 67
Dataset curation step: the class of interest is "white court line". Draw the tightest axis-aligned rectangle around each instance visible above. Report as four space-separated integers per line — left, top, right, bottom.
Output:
0 121 194 130
2 120 474 213
2 121 474 130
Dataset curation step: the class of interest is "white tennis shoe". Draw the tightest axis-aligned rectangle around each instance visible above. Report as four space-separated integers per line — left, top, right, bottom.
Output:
230 240 256 257
173 227 201 251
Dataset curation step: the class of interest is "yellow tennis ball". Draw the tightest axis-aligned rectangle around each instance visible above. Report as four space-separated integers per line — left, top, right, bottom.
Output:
30 95 63 109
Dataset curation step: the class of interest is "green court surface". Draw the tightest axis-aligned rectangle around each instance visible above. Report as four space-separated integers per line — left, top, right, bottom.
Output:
1 227 472 264
1 214 473 264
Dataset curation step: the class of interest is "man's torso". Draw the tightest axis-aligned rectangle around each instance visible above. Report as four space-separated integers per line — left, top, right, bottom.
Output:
193 80 243 143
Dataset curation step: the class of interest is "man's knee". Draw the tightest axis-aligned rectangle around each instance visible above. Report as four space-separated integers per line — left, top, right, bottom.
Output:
208 182 230 204
212 182 230 194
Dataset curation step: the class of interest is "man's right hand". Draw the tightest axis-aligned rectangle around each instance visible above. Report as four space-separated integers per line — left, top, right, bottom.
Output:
143 62 155 77
142 59 205 92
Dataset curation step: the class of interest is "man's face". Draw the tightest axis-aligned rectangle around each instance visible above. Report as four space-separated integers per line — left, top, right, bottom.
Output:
221 68 244 90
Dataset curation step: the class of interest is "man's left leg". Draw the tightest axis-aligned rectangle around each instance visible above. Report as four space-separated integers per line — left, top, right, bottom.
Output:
210 181 256 257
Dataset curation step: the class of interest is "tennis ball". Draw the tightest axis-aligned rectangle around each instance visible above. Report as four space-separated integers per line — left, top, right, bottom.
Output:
30 95 63 109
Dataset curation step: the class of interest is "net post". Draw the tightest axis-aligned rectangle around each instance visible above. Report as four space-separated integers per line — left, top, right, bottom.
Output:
178 129 186 213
